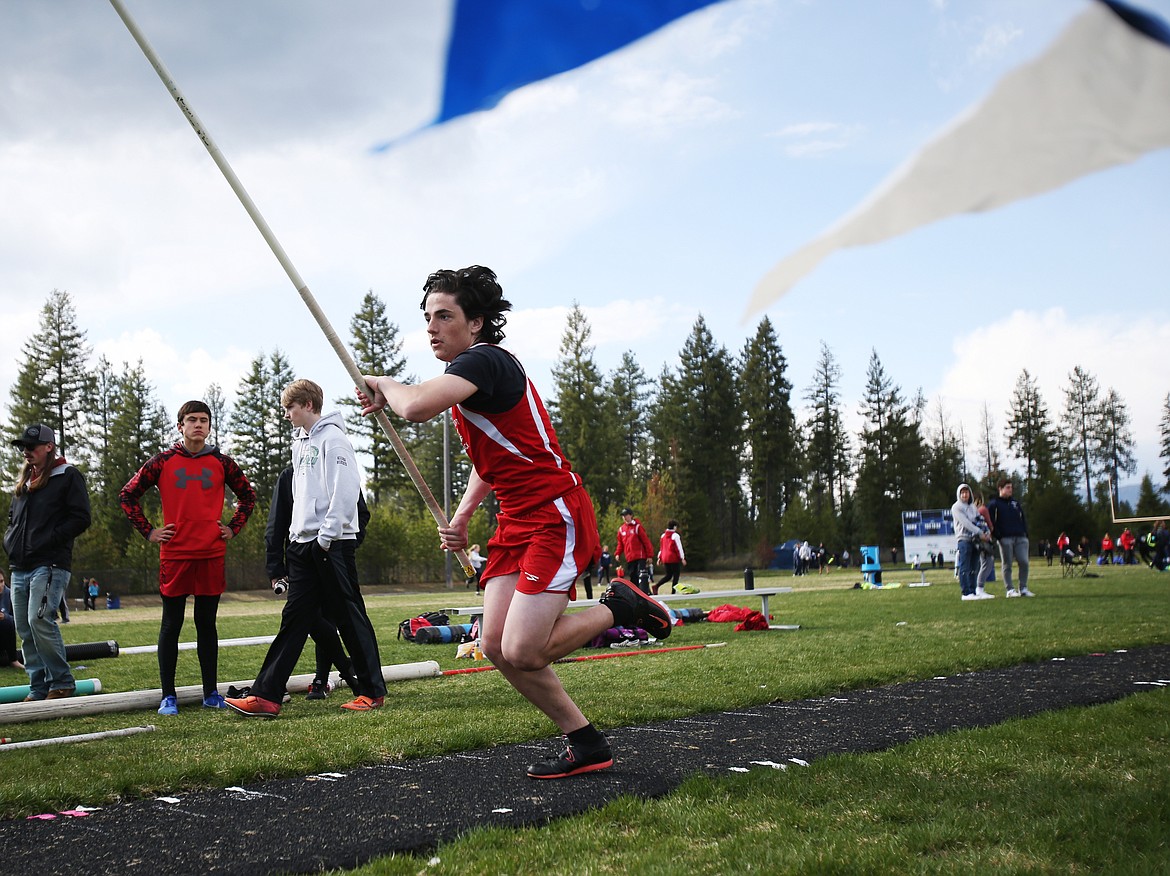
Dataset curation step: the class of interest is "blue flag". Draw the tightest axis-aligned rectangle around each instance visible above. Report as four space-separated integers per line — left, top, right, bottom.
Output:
378 0 721 148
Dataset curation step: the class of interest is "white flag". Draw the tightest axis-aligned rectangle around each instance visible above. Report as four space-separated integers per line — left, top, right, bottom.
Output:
746 0 1170 317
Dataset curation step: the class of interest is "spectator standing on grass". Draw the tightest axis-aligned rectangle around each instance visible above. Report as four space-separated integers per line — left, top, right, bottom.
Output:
226 380 387 718
264 464 364 701
1100 533 1114 564
1077 536 1091 561
653 520 686 595
469 543 486 592
974 494 996 599
120 401 256 716
1 569 26 670
4 425 91 700
615 508 655 594
1118 528 1136 565
84 576 100 611
1153 521 1170 571
596 545 612 585
357 265 671 779
1056 532 1070 565
987 477 1035 598
952 483 992 601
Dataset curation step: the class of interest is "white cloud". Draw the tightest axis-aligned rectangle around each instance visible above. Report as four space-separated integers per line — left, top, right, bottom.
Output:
970 23 1024 63
937 308 1169 482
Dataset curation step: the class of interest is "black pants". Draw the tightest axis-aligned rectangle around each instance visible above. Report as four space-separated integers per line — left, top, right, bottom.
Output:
252 540 385 702
310 617 354 682
625 559 650 594
158 593 220 697
1 614 21 665
654 562 681 594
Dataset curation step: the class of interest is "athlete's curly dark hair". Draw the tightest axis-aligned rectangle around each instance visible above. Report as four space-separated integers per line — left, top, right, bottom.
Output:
420 265 512 345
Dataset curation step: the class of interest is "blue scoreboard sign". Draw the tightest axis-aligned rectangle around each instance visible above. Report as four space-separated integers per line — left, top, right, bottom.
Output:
901 508 955 564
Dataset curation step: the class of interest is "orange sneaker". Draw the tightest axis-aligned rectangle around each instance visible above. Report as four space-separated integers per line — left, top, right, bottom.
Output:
340 695 384 711
224 695 281 719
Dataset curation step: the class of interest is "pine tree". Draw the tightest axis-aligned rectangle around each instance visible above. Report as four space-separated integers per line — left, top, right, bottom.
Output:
977 402 1002 486
1095 387 1136 510
99 360 171 557
607 351 652 501
1004 369 1055 492
228 350 295 503
1136 472 1170 517
923 397 966 507
803 342 851 516
549 304 622 513
336 291 411 506
654 316 743 561
738 317 797 542
6 289 95 464
1061 365 1102 505
205 383 228 449
854 350 922 547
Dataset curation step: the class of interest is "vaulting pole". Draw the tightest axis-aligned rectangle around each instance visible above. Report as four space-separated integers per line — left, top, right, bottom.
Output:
441 642 726 676
107 0 474 578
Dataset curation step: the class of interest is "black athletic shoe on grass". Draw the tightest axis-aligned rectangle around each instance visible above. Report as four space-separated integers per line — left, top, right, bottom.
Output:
599 578 672 639
527 738 614 779
305 679 330 700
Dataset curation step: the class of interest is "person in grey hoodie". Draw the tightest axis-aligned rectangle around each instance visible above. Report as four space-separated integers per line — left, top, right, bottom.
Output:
951 483 992 601
226 380 386 718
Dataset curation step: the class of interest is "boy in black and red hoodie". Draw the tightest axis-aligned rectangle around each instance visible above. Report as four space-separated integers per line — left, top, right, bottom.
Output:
120 400 255 716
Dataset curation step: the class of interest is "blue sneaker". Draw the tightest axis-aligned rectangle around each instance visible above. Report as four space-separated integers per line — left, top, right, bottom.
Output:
158 694 179 716
202 691 228 709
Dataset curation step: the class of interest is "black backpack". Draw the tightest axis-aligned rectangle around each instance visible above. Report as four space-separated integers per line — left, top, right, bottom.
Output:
397 611 451 642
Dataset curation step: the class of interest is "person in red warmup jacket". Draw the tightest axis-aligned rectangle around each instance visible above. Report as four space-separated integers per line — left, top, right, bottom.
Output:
615 508 654 594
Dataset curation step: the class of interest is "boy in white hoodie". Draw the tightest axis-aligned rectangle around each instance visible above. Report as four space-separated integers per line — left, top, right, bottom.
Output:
226 380 386 718
951 483 993 602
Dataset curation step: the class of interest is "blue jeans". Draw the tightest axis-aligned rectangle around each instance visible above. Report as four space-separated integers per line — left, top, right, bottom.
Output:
10 568 75 697
998 536 1030 593
957 540 977 596
11 566 75 697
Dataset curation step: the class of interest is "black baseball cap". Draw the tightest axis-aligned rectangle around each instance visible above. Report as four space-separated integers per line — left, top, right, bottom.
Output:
12 424 55 448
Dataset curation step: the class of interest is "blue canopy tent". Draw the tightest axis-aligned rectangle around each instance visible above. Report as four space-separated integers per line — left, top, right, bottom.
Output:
770 539 800 570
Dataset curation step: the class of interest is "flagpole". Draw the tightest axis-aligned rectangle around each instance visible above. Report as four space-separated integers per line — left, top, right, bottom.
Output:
107 0 474 578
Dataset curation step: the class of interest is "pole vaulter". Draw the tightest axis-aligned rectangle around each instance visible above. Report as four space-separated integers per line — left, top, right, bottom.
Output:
106 0 475 579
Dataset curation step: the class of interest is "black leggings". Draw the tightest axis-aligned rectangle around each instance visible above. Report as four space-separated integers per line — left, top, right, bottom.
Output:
158 594 220 696
655 562 681 594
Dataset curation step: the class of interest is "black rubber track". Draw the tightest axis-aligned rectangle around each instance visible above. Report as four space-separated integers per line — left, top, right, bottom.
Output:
1 645 1167 875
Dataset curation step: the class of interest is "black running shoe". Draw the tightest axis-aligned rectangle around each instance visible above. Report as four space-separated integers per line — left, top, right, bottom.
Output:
527 738 614 779
305 678 330 700
599 578 672 639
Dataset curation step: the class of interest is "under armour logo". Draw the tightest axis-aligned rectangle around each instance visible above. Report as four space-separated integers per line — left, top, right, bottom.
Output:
175 467 213 490
525 572 540 582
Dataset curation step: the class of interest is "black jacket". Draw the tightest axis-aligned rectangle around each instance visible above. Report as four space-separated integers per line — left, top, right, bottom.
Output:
265 466 370 580
3 462 91 570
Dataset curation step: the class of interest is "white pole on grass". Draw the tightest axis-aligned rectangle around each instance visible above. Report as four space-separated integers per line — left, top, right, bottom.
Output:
0 725 157 751
106 0 474 579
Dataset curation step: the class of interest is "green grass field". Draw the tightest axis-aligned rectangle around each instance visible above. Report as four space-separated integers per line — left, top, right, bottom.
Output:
2 561 1167 873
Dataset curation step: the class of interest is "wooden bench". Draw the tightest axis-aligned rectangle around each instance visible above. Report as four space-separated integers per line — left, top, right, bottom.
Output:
443 586 793 621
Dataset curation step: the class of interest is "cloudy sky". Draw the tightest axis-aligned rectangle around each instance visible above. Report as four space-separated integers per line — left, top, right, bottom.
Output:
2 0 1168 491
